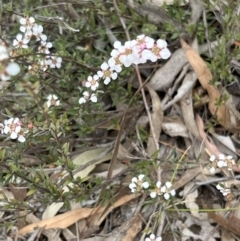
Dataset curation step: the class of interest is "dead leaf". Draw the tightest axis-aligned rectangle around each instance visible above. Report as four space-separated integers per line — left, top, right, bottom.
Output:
162 116 189 138
180 72 200 140
164 71 197 110
196 114 221 157
42 147 112 220
203 204 240 236
146 85 163 156
180 39 233 129
149 48 188 91
173 167 200 190
19 194 137 234
103 214 142 241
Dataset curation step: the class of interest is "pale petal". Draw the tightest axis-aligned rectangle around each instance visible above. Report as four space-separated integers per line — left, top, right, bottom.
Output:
142 182 149 189
138 174 145 180
90 95 97 103
15 126 21 133
132 177 138 183
6 63 20 76
104 77 111 85
79 97 86 104
157 39 167 48
113 41 121 49
165 182 172 188
160 48 171 59
170 189 176 196
129 183 136 189
209 167 216 174
101 62 108 71
150 234 156 239
150 192 157 198
97 71 104 78
209 155 216 162
164 193 170 200
18 135 26 143
10 132 18 139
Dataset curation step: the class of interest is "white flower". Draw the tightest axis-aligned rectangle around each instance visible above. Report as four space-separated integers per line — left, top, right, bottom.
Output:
47 56 62 68
39 59 49 71
161 181 175 200
108 58 122 73
3 117 26 142
85 75 99 91
216 183 231 197
19 16 35 32
217 160 227 168
46 94 60 107
129 174 149 193
13 34 29 48
150 181 162 198
32 24 47 41
145 233 162 241
97 62 118 85
79 91 97 104
136 34 155 50
38 41 52 54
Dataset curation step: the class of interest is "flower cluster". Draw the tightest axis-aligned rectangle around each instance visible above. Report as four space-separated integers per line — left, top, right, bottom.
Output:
145 234 162 241
208 154 236 174
79 35 171 104
14 16 62 73
208 154 236 199
0 117 29 142
129 175 175 201
0 45 20 81
216 182 232 198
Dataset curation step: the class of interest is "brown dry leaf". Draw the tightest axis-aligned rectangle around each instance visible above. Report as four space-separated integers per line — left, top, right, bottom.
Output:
103 214 142 241
180 39 232 129
18 194 136 234
203 202 240 236
180 72 200 140
196 114 221 157
173 167 200 190
9 183 27 201
146 85 163 156
221 228 235 241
